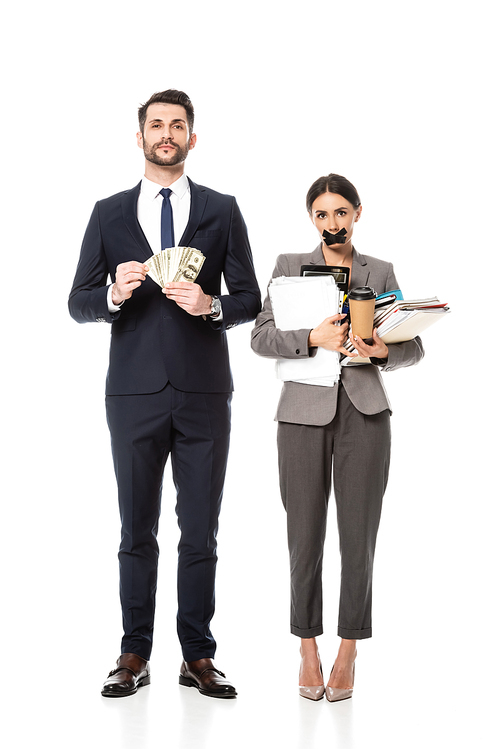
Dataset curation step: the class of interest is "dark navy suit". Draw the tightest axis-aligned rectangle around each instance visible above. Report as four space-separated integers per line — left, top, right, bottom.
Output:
69 179 261 661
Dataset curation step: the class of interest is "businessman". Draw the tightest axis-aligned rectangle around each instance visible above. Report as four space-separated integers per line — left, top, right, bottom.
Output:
69 89 261 698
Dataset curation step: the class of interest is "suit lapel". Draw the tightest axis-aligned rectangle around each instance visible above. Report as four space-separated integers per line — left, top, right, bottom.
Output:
180 178 208 247
350 248 370 289
308 245 326 265
121 178 208 257
121 182 153 260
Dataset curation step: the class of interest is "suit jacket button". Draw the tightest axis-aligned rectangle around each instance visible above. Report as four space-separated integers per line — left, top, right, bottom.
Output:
295 349 300 354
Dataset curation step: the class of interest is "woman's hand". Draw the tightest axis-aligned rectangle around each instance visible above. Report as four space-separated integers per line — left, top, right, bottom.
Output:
308 314 356 356
349 328 389 360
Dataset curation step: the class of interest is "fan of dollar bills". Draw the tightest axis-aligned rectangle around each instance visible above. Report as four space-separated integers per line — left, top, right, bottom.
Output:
146 246 206 287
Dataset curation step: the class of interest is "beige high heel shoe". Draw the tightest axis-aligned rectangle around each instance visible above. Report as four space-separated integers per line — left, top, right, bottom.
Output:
299 655 325 701
325 664 355 703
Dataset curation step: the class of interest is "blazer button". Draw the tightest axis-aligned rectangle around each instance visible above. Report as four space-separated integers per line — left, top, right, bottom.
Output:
295 349 300 354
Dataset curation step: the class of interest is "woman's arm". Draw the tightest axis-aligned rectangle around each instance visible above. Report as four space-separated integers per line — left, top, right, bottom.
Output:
250 255 353 359
349 261 425 370
251 256 312 359
351 330 425 370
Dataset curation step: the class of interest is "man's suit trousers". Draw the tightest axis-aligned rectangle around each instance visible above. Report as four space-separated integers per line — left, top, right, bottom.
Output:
277 383 391 640
106 383 232 662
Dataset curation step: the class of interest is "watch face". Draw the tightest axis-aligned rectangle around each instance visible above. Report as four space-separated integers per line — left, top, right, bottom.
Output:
211 296 221 315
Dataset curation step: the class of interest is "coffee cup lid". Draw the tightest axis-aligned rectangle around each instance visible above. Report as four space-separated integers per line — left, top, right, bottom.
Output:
347 286 376 301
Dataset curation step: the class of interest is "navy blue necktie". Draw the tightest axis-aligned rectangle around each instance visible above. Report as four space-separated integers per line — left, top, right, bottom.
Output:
160 188 174 248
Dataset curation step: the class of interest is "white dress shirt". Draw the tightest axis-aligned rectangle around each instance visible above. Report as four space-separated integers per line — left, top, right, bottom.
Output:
137 173 191 252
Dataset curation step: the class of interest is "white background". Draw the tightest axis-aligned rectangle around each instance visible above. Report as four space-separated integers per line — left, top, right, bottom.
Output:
2 1 499 747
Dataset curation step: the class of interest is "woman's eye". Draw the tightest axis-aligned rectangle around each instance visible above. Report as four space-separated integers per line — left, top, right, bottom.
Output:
337 211 346 217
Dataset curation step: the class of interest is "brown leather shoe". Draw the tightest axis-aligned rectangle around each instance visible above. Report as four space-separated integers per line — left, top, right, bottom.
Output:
179 658 237 698
101 653 151 698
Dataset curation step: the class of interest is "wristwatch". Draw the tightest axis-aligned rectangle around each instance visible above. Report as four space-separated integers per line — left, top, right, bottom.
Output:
209 295 222 318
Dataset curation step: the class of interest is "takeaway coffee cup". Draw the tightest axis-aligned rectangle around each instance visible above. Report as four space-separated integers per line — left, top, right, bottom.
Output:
348 286 377 345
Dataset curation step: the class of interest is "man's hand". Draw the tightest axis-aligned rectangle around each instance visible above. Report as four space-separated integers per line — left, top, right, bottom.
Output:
162 282 212 316
112 261 148 305
349 328 389 360
308 314 356 357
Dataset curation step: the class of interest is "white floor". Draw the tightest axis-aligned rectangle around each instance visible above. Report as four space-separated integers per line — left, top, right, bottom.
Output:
5 615 497 749
7 645 496 749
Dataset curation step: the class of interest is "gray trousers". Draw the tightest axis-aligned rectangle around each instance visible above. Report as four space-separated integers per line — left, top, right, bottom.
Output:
277 384 391 640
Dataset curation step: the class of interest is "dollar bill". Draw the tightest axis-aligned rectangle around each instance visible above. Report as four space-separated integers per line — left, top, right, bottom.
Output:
145 247 206 287
145 252 162 286
172 248 206 282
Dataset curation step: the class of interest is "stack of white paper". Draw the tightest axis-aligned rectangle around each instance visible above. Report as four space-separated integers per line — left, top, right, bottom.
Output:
269 275 342 387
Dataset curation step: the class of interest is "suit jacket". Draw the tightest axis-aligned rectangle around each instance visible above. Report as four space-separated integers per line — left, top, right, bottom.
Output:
69 179 261 395
251 246 424 425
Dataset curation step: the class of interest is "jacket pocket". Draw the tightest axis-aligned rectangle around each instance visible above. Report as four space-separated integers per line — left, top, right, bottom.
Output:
193 230 223 238
112 315 136 332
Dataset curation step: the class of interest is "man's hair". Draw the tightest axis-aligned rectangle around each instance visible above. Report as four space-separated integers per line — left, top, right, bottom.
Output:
138 89 195 135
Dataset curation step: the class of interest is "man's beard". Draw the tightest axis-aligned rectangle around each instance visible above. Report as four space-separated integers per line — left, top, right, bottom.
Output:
143 138 190 167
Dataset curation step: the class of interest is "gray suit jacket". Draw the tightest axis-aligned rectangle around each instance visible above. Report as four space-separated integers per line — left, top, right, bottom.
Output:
251 246 424 425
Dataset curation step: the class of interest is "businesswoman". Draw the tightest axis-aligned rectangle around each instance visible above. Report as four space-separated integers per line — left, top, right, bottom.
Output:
251 174 424 701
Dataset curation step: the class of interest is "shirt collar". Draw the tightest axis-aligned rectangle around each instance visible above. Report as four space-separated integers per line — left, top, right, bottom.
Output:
141 173 190 201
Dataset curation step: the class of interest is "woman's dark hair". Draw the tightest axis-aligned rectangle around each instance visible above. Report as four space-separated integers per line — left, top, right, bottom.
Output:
306 174 361 213
138 89 195 135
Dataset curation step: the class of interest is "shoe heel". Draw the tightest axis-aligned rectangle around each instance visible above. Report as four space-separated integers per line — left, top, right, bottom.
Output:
138 675 151 688
179 675 193 688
